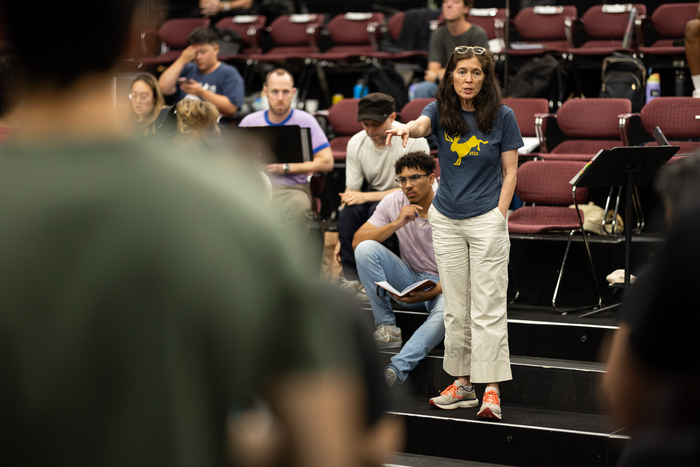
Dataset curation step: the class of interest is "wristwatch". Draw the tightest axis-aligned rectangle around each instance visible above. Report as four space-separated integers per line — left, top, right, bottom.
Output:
222 2 231 11
283 163 290 174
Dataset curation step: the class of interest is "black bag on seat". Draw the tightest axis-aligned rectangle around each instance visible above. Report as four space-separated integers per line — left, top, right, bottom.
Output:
366 67 409 111
507 54 564 102
213 27 243 56
599 52 646 112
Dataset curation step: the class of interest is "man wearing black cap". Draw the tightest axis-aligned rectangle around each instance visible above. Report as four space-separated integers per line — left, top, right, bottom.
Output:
335 93 430 287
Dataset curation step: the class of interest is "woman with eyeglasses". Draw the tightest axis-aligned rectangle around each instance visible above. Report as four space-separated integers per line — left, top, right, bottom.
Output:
386 45 523 420
127 73 166 137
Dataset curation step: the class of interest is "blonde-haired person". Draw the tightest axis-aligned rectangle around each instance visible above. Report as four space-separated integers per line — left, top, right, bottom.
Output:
176 98 221 139
127 73 165 136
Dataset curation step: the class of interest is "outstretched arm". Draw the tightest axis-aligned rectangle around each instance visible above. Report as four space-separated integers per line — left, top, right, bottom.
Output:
385 115 432 148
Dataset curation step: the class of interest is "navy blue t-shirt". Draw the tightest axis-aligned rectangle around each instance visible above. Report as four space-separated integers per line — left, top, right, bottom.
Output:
421 101 523 219
176 62 244 110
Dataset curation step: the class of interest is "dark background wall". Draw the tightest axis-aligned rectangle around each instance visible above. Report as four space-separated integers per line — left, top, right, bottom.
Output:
299 0 696 17
165 1 698 20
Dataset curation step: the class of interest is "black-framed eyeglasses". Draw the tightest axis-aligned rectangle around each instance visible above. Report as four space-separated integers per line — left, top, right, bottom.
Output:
454 46 486 55
395 174 429 186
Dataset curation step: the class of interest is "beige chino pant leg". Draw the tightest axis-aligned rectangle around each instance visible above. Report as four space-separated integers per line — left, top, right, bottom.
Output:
428 205 512 383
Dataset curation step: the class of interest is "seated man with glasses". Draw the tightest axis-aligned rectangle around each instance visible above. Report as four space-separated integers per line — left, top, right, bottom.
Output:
352 151 444 386
336 93 430 289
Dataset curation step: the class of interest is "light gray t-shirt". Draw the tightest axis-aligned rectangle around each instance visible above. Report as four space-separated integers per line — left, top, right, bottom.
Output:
368 190 439 276
345 121 431 191
429 24 489 67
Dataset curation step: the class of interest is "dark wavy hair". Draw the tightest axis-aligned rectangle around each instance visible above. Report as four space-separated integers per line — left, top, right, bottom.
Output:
436 47 502 137
395 151 436 175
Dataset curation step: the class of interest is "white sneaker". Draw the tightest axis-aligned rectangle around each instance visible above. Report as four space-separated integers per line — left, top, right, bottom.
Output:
429 381 478 410
338 277 361 291
477 388 502 420
373 324 402 349
384 368 397 386
693 89 700 98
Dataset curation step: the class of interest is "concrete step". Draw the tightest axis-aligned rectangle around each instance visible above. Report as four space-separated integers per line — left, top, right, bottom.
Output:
365 303 617 363
382 351 606 413
389 393 628 467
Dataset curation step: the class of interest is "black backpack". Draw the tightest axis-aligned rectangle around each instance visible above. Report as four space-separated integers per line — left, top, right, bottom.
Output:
366 67 409 111
599 53 646 112
507 54 564 103
213 27 243 57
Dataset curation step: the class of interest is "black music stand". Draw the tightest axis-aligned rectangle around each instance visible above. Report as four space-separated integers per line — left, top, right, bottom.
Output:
570 145 679 317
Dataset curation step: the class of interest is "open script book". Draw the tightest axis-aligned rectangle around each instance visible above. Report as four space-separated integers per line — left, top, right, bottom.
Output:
374 279 437 297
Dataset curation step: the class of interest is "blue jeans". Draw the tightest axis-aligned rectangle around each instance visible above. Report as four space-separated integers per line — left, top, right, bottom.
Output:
411 81 438 99
355 240 445 384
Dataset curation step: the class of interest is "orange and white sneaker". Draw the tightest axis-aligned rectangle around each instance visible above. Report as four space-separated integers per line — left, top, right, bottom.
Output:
429 380 478 410
477 388 502 420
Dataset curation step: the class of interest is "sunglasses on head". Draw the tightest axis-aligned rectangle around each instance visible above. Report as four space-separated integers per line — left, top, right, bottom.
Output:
454 46 486 55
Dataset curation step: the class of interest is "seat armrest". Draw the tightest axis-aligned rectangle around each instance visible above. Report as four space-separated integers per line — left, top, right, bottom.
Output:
314 111 329 134
534 113 559 153
618 112 652 146
367 21 382 50
564 17 578 48
634 15 647 47
494 18 506 51
246 25 263 51
305 23 323 53
140 29 161 57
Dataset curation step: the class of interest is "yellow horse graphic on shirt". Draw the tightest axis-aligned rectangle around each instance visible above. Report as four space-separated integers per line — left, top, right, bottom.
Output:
444 132 489 166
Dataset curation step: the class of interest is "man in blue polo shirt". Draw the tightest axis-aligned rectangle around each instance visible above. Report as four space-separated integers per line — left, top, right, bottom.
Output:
159 27 244 116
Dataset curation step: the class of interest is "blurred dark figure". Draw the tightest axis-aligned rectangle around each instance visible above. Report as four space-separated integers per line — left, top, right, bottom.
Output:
519 0 555 7
0 42 20 142
603 154 700 467
0 1 395 466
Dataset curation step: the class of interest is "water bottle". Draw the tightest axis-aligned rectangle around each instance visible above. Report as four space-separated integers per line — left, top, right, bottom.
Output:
353 80 369 99
646 73 660 103
353 80 364 99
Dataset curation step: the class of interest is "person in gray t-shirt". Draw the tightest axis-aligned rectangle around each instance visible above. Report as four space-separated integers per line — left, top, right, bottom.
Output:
412 0 488 99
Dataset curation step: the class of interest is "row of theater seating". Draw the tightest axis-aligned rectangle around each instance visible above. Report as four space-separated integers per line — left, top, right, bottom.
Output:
130 3 698 69
491 3 695 58
321 96 700 166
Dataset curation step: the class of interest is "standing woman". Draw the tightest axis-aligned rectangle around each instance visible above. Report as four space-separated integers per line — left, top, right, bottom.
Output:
127 73 165 137
386 46 522 419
